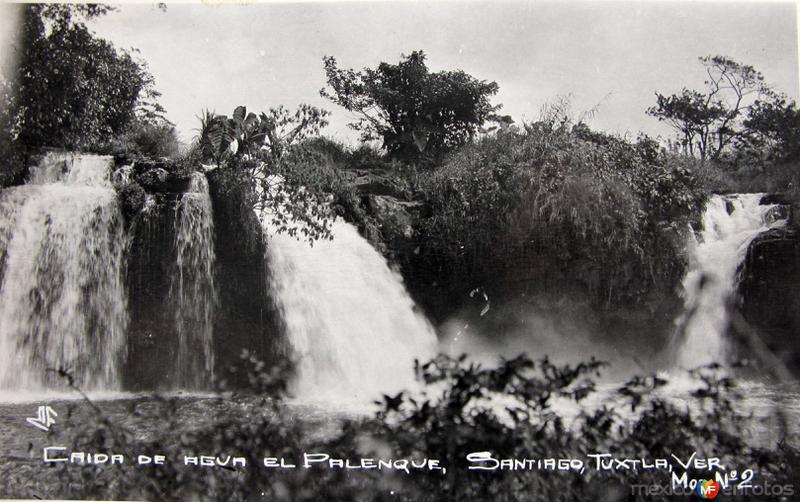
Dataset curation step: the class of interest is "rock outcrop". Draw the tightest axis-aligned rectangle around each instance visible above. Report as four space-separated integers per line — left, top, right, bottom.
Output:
335 167 428 261
116 157 286 389
739 213 800 377
206 169 287 387
108 157 187 388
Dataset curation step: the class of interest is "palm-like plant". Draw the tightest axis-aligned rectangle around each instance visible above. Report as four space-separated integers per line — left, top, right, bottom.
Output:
197 109 234 168
198 105 330 168
195 104 337 243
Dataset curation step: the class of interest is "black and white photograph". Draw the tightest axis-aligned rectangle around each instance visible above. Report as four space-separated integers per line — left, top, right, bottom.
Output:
0 0 798 500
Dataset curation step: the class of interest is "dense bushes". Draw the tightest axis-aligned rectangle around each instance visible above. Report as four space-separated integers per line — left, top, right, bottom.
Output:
0 83 27 187
408 115 706 310
3 355 796 501
0 5 170 188
370 357 798 501
301 137 395 172
196 105 345 243
10 5 163 151
101 120 182 159
116 181 147 219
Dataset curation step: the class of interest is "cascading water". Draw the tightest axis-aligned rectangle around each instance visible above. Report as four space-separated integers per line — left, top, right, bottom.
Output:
673 193 786 368
265 217 437 402
170 172 217 389
0 153 128 390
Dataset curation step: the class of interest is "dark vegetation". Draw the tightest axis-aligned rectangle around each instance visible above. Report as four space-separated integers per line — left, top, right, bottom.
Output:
1 4 800 499
0 4 179 186
196 104 340 242
321 50 502 164
2 355 797 501
647 55 800 199
407 108 705 316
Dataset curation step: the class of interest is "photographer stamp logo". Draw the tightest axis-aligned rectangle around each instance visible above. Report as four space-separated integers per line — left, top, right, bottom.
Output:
26 405 57 432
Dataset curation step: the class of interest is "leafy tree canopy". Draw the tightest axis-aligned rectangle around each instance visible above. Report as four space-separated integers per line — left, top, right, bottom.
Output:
7 3 164 151
741 95 800 164
647 55 775 161
320 50 500 162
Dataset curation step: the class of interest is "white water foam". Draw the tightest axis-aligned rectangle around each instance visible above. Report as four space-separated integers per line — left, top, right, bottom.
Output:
674 193 786 368
170 172 217 389
264 216 437 403
0 153 128 391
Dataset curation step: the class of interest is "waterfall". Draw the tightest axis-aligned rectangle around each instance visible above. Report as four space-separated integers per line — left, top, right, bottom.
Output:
0 153 128 390
170 172 217 389
674 193 786 368
265 217 437 402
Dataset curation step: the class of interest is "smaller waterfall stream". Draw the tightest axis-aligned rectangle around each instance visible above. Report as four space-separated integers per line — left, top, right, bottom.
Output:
0 153 128 390
674 193 786 368
265 217 437 402
170 172 217 389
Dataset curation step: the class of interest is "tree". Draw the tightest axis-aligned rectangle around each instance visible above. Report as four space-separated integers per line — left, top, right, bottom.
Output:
320 50 500 161
647 55 774 161
113 119 181 158
741 96 800 163
198 105 337 242
8 4 164 151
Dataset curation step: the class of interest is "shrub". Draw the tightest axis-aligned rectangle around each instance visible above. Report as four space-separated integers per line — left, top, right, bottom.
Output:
0 78 28 188
411 117 707 309
117 181 147 218
3 354 795 501
102 120 182 159
197 105 339 243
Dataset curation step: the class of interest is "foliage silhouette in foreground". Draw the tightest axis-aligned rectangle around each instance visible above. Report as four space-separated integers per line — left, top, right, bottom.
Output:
1 353 797 501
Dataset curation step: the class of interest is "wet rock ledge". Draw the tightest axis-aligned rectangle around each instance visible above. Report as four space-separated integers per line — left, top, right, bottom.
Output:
738 193 800 377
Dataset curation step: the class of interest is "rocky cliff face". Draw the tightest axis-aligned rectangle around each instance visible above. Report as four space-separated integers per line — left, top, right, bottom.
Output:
739 195 800 377
115 160 188 389
334 167 428 259
114 158 285 389
206 169 287 387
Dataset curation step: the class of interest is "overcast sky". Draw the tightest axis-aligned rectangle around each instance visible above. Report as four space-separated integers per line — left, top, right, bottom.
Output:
4 1 800 144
